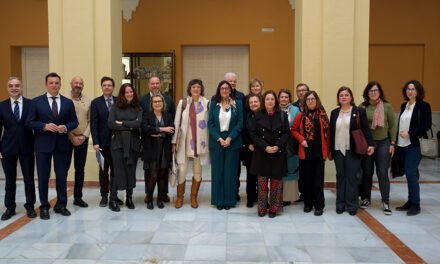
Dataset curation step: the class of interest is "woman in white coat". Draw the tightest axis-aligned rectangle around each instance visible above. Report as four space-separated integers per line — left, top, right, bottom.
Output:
172 79 210 208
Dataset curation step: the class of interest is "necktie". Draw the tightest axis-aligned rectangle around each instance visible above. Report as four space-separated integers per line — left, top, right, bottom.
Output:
106 98 112 111
13 101 20 122
51 97 58 119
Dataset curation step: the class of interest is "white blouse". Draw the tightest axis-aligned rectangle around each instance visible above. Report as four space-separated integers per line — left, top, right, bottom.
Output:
397 102 414 147
335 108 352 156
218 104 231 132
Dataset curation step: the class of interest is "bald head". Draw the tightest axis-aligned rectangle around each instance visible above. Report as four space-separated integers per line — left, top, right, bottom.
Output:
70 76 84 98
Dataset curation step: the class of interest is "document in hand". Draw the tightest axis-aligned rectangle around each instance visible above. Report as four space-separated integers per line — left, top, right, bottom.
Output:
96 151 105 171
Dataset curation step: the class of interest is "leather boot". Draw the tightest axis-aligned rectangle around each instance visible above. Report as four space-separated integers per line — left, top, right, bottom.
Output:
175 181 186 209
190 177 201 208
126 189 135 209
109 190 120 212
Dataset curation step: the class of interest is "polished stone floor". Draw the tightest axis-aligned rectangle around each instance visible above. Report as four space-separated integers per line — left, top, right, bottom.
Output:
0 158 439 263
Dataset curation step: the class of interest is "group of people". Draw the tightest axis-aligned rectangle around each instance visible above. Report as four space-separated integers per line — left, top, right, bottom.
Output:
0 71 432 221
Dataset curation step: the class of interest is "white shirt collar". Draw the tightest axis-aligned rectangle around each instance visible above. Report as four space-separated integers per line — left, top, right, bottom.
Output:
10 96 23 105
46 93 60 99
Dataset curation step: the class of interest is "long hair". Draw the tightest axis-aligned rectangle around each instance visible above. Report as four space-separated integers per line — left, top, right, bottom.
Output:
115 83 140 110
248 78 263 95
301 91 323 114
362 81 387 106
214 80 233 103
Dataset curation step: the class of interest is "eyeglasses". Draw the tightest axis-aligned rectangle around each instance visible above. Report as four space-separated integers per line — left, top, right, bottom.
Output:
297 89 307 93
306 98 316 102
406 88 416 92
152 100 163 103
369 89 379 94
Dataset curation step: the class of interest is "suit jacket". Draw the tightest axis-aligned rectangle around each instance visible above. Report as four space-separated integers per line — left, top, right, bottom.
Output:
140 93 175 118
397 100 432 146
26 94 79 153
91 95 116 147
329 106 375 159
0 97 34 155
141 111 174 163
208 100 243 150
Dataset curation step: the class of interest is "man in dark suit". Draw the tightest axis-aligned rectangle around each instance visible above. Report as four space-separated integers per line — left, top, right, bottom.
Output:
0 77 36 220
90 76 122 207
26 72 78 220
140 76 175 203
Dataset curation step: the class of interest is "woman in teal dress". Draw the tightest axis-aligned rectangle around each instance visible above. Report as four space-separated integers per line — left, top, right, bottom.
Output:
208 80 243 210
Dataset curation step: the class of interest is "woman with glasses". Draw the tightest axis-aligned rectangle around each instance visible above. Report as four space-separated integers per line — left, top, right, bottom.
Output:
395 80 432 216
358 81 397 215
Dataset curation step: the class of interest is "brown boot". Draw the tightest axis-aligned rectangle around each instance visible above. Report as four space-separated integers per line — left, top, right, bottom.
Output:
190 177 201 208
175 181 185 208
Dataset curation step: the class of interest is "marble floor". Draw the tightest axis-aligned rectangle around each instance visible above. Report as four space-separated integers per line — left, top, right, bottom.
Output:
0 158 439 263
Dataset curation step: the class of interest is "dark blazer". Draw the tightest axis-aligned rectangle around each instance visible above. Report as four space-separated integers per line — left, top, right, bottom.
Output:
140 93 175 118
141 111 174 163
208 100 243 150
91 95 116 148
329 106 375 158
0 97 34 155
26 94 78 153
397 100 432 146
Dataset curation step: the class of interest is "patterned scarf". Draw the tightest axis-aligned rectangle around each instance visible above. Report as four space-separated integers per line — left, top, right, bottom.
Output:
371 99 385 129
304 108 330 141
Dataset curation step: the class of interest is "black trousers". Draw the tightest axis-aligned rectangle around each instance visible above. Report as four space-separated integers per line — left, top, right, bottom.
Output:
300 157 325 210
1 153 36 211
99 146 114 197
69 138 89 200
245 164 258 203
334 150 361 212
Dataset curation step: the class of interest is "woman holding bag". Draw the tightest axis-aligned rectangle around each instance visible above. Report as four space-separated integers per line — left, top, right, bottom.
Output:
172 79 210 209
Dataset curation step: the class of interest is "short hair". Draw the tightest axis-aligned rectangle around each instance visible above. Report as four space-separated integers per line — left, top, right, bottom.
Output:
296 83 310 91
45 72 61 83
101 76 115 87
115 83 140 110
361 81 387 107
248 78 263 95
278 88 292 102
262 90 279 112
186 79 205 96
402 80 425 101
214 80 233 103
336 86 356 107
150 94 167 113
149 75 161 82
301 91 323 113
7 76 21 85
224 72 237 80
246 94 262 111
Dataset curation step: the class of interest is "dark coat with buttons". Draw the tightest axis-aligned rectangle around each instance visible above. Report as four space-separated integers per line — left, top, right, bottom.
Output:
248 109 290 179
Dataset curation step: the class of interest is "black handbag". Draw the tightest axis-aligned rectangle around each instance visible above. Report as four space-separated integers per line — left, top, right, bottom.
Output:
391 146 404 178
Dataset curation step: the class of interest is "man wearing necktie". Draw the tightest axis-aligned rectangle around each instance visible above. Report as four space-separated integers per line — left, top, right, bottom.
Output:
0 77 36 220
26 72 78 220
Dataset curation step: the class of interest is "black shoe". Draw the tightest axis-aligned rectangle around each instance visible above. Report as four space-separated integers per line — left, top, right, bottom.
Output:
268 212 276 218
99 196 108 207
1 209 16 221
162 194 170 203
40 209 50 220
303 206 312 213
396 201 412 211
258 212 266 217
217 205 223 210
336 208 345 214
147 201 154 210
126 198 135 209
26 209 37 218
54 207 71 216
157 201 164 209
73 199 89 208
283 201 292 207
407 205 421 216
348 210 357 216
115 197 123 206
314 209 323 216
109 201 120 212
246 201 254 208
224 206 230 210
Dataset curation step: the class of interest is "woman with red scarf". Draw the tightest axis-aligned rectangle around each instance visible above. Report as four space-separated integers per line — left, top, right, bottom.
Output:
291 91 330 216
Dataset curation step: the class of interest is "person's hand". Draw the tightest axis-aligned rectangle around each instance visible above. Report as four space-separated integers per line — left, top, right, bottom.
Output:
389 145 395 157
248 144 254 151
301 140 308 148
70 135 81 146
223 137 232 147
93 144 102 151
56 125 67 133
367 146 375 156
160 126 175 133
265 146 277 154
0 152 3 159
399 131 409 139
44 123 58 132
115 120 123 125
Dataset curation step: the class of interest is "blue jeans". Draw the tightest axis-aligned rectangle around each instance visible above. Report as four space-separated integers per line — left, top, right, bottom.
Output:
402 145 422 204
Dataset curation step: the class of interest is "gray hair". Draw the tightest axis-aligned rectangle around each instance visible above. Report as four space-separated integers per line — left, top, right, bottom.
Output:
224 72 237 79
7 76 21 85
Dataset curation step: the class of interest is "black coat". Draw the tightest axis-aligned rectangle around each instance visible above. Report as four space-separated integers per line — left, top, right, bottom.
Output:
141 111 174 165
397 100 432 146
248 110 290 179
90 95 115 148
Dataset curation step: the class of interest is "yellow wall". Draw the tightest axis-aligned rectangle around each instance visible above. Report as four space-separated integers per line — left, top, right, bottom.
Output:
122 0 295 99
369 0 440 111
0 0 48 98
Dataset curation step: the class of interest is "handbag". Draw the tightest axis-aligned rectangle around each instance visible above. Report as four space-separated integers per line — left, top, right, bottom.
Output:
420 129 438 159
169 153 178 187
174 99 187 152
351 113 368 155
391 146 404 178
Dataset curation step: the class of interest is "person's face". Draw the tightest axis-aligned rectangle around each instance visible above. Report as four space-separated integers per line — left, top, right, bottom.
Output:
220 83 231 99
250 82 262 95
279 92 290 106
226 75 237 89
249 96 261 112
368 85 380 101
152 97 163 111
7 79 23 99
190 84 202 98
296 85 308 100
149 77 161 95
265 94 276 111
124 87 134 103
338 90 352 106
101 80 114 96
305 93 317 110
406 83 418 101
70 77 84 96
46 76 61 96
